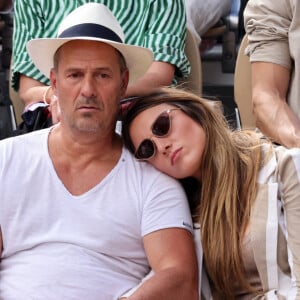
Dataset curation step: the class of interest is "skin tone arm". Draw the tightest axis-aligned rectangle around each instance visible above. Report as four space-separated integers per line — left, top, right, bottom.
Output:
120 228 199 300
125 61 175 97
251 62 300 148
19 75 49 107
19 75 60 123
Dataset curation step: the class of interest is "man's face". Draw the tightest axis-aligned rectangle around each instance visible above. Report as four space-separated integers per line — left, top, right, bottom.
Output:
50 40 129 135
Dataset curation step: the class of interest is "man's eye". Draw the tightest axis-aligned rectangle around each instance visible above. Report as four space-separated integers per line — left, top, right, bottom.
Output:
99 73 110 79
69 73 80 78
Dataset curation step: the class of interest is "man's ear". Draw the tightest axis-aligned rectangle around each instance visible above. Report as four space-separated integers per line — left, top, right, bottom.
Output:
121 69 129 97
49 68 58 95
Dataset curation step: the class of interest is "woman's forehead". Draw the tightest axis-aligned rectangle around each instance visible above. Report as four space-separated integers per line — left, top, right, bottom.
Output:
129 104 170 133
139 103 176 116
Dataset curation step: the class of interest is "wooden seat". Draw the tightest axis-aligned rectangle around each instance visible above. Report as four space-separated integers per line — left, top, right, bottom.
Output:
177 27 202 96
234 35 256 129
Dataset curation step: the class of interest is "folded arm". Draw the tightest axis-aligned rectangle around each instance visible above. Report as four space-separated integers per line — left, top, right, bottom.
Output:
19 75 60 123
19 75 50 107
124 228 198 300
124 61 175 98
251 62 300 148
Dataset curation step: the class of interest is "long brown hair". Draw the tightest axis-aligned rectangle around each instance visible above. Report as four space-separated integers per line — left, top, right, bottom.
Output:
122 87 265 298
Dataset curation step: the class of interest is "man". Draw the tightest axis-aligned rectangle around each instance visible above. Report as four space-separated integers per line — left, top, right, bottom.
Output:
185 0 231 46
12 0 189 123
0 4 198 299
244 0 300 148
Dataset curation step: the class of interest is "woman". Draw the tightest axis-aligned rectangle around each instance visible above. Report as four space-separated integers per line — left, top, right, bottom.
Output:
121 87 300 299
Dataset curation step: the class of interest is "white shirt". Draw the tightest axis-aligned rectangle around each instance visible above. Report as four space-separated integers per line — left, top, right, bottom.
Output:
0 128 193 300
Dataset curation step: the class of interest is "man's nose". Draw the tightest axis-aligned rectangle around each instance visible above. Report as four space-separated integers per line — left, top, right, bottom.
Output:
81 75 97 98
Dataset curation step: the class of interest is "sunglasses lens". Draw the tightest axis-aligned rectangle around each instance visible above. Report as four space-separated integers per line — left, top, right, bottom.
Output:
135 139 155 160
152 113 170 136
134 109 178 160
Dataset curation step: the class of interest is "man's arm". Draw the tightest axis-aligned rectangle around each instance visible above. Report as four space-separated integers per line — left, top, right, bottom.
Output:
251 62 300 148
126 228 198 300
124 61 175 98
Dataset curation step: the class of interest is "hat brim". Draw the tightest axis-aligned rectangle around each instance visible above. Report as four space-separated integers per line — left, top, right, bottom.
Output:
26 37 154 85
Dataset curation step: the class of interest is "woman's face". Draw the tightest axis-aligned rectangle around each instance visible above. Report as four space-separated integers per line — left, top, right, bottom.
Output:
129 104 206 180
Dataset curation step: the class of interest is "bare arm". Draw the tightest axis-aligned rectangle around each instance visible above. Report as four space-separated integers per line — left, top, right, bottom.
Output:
125 61 175 98
19 75 49 107
19 75 60 123
251 62 300 148
126 228 198 300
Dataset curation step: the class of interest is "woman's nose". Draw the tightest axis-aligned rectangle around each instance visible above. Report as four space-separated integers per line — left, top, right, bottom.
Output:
154 138 171 156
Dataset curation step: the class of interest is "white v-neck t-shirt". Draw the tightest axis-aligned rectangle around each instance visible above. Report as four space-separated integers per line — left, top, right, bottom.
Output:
0 128 193 300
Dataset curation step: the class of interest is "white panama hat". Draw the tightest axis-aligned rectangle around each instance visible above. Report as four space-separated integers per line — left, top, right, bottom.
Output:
26 3 154 84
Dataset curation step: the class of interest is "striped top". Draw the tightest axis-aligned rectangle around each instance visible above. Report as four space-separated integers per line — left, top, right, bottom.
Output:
12 0 190 91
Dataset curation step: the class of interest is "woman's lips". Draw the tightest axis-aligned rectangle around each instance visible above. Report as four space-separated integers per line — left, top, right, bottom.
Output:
171 147 182 165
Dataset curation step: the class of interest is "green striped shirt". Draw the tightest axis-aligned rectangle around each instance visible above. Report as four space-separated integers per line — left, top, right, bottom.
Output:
12 0 190 91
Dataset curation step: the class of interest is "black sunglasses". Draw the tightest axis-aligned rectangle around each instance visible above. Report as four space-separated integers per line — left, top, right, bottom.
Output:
134 108 180 160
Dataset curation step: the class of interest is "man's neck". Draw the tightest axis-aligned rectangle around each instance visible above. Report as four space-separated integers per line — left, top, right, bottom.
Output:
47 125 123 195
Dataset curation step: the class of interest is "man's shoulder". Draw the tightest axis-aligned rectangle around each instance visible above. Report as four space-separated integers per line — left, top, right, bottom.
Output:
122 147 163 173
0 128 50 151
121 147 158 172
121 147 182 187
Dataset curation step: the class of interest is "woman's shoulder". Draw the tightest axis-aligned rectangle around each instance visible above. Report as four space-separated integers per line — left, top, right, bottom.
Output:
274 145 300 173
257 144 300 183
261 143 300 161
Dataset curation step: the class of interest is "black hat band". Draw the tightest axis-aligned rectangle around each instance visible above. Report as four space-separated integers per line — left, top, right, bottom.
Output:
59 23 123 43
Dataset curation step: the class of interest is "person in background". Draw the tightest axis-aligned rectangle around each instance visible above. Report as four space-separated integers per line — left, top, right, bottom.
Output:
0 0 12 12
244 0 300 148
185 0 231 47
12 0 189 124
0 5 198 299
122 87 300 298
